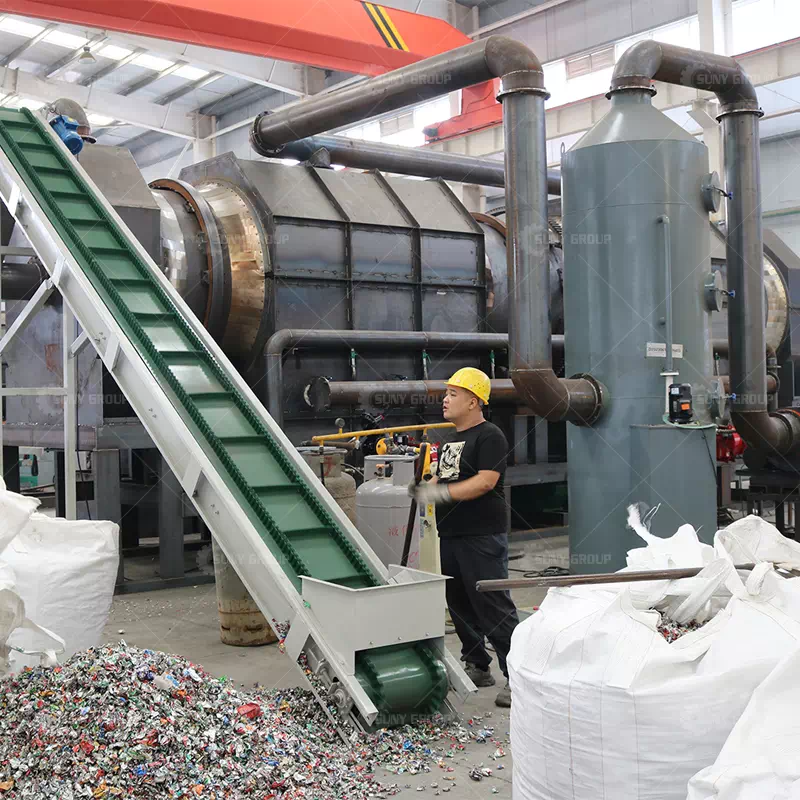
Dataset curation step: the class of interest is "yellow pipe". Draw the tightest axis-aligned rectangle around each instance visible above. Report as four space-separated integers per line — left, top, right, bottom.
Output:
311 422 454 443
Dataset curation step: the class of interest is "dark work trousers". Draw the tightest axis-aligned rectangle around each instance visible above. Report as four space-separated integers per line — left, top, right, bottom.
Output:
440 532 519 677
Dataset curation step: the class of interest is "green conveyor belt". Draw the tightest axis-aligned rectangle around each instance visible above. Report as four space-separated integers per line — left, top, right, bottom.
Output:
0 107 448 719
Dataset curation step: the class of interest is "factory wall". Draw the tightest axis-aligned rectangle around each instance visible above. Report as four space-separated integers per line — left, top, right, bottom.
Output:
478 0 697 59
214 125 254 164
139 150 195 183
380 0 474 31
761 136 800 254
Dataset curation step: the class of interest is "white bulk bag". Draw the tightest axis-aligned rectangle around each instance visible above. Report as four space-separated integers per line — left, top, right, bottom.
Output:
0 477 39 553
714 514 800 571
0 576 64 675
1 512 119 668
625 505 715 572
687 646 800 800
509 535 800 800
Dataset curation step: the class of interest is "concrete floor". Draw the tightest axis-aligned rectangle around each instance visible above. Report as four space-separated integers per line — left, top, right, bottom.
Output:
101 535 566 800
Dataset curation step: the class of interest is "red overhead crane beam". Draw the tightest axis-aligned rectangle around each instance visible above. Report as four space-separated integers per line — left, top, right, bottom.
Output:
0 0 472 76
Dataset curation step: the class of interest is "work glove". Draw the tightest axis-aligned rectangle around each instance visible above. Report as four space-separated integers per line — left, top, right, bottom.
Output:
407 480 451 505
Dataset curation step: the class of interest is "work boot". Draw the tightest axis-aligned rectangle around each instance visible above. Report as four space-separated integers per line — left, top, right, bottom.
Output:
464 663 496 687
495 680 512 708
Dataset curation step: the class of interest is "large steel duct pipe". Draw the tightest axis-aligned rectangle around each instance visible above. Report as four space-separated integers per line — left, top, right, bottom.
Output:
252 38 539 153
265 329 510 426
307 378 519 410
309 373 770 411
0 260 48 301
610 42 800 455
253 37 601 425
276 133 562 194
502 85 604 425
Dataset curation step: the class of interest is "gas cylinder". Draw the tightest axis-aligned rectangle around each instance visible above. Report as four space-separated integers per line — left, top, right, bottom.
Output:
298 447 357 522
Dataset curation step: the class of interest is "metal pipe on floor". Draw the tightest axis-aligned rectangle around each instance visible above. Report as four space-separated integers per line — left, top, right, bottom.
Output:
277 133 562 194
477 563 758 591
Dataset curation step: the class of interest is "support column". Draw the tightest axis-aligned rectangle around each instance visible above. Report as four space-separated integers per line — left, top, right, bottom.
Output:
93 449 123 586
534 419 549 464
696 0 731 224
512 414 529 466
698 0 733 56
454 183 484 212
62 302 77 519
2 445 19 492
54 450 65 517
193 112 216 163
158 454 184 579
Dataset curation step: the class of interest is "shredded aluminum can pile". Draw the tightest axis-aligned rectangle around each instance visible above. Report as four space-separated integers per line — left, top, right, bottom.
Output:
0 643 488 799
656 615 705 643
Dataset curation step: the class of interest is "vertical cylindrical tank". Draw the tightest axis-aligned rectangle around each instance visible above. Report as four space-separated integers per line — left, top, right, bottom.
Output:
562 90 717 570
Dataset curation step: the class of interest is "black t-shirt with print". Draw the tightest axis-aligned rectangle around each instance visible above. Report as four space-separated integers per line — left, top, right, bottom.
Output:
435 420 508 538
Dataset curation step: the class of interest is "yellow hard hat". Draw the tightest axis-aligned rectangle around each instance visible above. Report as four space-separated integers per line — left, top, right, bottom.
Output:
446 367 491 404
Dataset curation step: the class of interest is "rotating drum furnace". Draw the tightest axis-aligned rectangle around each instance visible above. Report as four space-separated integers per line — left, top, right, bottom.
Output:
152 154 507 445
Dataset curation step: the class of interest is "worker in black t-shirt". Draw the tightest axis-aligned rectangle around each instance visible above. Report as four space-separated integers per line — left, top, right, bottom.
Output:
408 367 519 708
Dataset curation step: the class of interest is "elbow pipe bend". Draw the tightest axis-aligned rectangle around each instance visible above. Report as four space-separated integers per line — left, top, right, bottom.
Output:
731 409 800 457
511 367 605 426
609 40 760 116
251 36 547 155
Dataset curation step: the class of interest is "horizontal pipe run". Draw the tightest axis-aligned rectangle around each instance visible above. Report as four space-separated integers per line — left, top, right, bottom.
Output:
311 422 455 443
278 134 562 194
265 328 514 426
722 374 777 395
267 327 761 419
0 260 49 301
251 36 545 154
711 339 776 359
266 329 510 354
306 378 519 411
309 373 771 412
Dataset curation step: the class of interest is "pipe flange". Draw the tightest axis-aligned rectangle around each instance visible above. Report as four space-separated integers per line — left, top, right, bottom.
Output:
716 101 764 120
250 112 285 157
776 407 800 427
606 77 657 98
304 376 333 412
496 70 549 101
770 408 800 450
569 372 607 426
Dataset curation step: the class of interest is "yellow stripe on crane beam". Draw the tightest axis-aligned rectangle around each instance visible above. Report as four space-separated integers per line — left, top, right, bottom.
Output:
374 4 409 51
363 2 409 51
